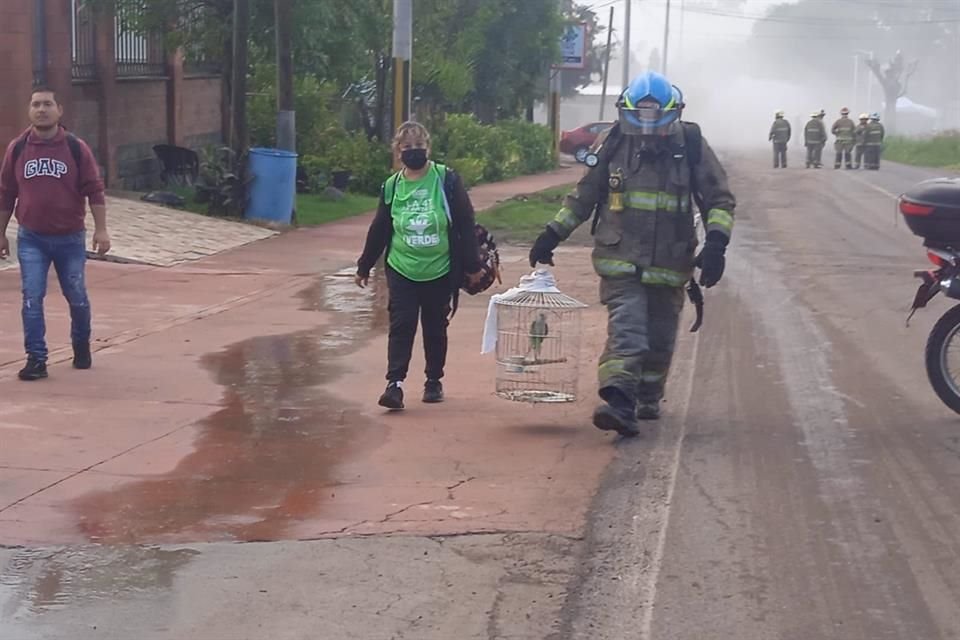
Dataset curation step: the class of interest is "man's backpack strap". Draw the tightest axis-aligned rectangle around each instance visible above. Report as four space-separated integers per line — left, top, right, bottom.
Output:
65 133 84 169
11 131 84 169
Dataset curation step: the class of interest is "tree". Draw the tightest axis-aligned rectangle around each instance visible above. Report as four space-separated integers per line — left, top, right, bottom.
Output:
411 0 563 123
742 0 959 131
865 51 919 133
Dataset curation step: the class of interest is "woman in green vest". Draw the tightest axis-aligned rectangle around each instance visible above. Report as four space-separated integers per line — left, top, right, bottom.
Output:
355 121 483 410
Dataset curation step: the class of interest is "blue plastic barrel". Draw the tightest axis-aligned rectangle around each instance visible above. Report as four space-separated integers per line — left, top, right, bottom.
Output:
245 147 298 224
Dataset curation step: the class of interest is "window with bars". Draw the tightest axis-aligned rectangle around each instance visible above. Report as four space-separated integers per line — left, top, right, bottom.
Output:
71 0 97 81
114 1 166 77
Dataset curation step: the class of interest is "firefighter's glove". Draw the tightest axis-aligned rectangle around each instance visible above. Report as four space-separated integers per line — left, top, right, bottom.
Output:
529 227 561 268
695 232 727 288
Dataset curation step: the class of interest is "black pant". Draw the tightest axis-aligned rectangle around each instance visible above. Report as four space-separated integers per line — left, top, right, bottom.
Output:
773 142 787 168
386 266 451 383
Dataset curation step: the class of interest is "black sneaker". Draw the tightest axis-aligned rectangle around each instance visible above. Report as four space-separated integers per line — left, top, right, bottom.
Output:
422 379 444 403
18 357 48 381
378 381 404 410
73 341 92 370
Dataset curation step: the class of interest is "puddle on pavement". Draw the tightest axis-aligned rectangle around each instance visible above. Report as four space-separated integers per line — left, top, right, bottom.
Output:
0 546 197 625
70 267 389 544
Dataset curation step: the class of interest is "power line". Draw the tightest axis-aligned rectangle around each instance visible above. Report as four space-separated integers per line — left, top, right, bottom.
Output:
682 6 960 26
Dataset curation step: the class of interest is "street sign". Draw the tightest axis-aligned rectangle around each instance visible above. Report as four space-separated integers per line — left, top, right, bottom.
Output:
556 23 587 70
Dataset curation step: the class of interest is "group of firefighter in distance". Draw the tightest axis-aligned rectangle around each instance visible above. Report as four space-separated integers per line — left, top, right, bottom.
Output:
769 107 885 170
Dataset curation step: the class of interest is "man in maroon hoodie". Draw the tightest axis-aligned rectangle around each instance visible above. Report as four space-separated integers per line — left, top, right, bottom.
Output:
0 87 111 380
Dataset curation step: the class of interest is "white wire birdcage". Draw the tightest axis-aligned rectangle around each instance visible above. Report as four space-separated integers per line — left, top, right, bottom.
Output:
483 271 588 403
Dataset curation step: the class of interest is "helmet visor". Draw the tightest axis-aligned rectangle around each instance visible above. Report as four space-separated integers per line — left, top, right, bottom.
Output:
619 100 679 135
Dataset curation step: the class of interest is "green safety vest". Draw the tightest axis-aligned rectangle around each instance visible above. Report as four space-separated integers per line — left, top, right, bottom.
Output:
383 162 452 282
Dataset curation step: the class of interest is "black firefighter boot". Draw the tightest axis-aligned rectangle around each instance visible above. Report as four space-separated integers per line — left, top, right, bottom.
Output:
592 388 640 437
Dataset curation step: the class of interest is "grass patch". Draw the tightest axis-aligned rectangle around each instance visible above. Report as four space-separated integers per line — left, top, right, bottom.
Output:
884 131 960 169
132 186 378 225
293 192 379 225
479 184 574 244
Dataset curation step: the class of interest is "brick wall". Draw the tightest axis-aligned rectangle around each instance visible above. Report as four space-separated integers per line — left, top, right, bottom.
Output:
0 0 34 148
181 77 223 143
69 85 102 151
0 0 223 190
112 80 170 189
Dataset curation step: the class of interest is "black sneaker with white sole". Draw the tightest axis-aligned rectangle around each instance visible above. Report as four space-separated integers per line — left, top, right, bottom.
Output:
378 381 404 410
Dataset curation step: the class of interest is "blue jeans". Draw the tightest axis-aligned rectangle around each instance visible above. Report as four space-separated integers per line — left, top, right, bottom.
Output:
17 228 91 362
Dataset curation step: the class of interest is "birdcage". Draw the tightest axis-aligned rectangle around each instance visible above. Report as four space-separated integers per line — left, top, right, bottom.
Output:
482 270 589 403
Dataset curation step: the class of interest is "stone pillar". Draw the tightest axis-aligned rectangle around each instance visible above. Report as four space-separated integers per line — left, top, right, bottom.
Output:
167 49 185 146
43 0 72 101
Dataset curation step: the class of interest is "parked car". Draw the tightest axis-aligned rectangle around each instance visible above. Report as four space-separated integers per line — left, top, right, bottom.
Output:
560 121 614 163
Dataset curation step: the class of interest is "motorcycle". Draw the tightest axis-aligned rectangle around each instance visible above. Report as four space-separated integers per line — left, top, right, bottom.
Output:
902 177 960 414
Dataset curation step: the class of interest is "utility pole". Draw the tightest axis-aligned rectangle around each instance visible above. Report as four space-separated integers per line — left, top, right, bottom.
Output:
549 68 561 158
663 0 671 75
679 0 685 66
33 0 48 86
275 0 295 152
621 0 631 88
599 6 615 120
392 0 412 135
231 0 249 155
852 53 859 109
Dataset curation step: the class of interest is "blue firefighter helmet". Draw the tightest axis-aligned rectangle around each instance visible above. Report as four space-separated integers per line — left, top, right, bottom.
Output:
617 71 683 136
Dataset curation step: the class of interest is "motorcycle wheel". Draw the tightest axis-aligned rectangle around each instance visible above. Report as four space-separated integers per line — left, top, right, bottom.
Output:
925 304 960 415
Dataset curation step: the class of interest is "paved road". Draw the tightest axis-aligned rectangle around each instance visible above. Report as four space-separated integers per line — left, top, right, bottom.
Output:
4 156 960 639
561 155 960 639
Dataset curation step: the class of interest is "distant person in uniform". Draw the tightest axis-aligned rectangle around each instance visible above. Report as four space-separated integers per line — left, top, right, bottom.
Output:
831 107 856 169
804 111 827 169
769 110 791 169
863 113 886 170
853 113 869 169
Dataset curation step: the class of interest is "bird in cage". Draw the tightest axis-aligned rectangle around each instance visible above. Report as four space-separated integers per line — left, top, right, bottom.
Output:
527 312 549 361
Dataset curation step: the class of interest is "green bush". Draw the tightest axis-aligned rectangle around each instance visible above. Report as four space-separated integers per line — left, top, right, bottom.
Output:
300 128 392 195
884 131 960 168
493 119 557 174
248 64 340 157
431 114 556 186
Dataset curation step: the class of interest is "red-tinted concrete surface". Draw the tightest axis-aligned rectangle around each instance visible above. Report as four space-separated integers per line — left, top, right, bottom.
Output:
0 166 621 545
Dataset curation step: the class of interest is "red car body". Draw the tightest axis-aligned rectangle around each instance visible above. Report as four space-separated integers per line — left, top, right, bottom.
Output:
560 121 614 162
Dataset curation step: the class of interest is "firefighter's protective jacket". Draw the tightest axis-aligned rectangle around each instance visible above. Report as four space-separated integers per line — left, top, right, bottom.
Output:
547 125 736 287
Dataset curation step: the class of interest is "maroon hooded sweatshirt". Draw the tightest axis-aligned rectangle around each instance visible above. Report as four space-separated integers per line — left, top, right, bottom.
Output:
0 127 105 235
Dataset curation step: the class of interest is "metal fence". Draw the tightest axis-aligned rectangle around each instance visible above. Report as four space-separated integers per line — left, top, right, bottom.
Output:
114 1 166 77
71 0 97 81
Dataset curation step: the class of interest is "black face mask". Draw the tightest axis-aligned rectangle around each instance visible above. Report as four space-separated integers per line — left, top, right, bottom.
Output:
401 148 428 170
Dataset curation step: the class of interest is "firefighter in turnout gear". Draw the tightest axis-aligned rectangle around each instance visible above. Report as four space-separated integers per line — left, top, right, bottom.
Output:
853 113 869 169
832 107 856 169
528 71 736 437
769 110 791 169
864 113 885 170
804 111 827 168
